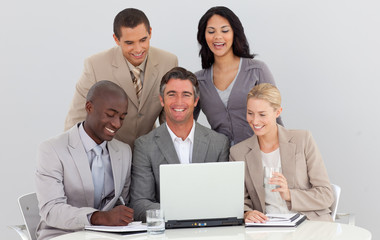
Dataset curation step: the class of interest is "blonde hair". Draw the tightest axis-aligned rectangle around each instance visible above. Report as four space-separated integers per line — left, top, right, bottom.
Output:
247 83 281 110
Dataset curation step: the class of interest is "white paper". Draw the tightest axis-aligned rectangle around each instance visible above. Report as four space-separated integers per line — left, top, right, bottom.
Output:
245 214 306 227
85 221 147 232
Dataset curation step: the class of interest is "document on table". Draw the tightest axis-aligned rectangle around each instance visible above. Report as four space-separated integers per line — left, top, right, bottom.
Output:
245 213 306 227
85 221 147 233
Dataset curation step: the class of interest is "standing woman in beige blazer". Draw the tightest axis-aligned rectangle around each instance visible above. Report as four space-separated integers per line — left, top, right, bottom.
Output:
230 83 334 222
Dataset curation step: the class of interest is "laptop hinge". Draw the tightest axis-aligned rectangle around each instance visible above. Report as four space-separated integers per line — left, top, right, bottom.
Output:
165 217 244 229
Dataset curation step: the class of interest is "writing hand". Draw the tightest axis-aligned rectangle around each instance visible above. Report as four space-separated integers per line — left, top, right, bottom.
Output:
91 205 134 226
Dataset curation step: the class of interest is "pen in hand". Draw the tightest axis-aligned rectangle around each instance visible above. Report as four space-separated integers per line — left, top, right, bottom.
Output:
119 196 126 206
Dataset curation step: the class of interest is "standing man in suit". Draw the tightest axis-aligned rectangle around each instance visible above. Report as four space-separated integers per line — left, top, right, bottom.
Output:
130 67 230 221
64 8 178 148
36 81 134 240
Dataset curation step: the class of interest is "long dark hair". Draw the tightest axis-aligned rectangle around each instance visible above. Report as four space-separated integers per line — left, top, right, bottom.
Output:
197 6 254 69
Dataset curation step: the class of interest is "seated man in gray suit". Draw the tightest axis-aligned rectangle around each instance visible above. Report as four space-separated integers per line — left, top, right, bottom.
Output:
130 67 230 221
35 81 134 240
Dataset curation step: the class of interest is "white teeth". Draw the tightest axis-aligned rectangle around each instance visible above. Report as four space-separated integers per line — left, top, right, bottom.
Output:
133 52 143 57
254 125 263 129
105 127 115 133
174 109 185 112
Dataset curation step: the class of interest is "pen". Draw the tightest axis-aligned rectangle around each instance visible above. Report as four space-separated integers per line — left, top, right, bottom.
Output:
119 196 126 206
268 216 288 220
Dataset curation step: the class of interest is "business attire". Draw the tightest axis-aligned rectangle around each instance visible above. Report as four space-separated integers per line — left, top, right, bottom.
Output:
130 122 230 221
35 124 132 240
194 58 282 145
229 125 334 221
64 46 178 148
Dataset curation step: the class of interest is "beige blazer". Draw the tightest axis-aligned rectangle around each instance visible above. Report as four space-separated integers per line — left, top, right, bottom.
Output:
64 46 178 148
229 125 334 221
35 124 132 240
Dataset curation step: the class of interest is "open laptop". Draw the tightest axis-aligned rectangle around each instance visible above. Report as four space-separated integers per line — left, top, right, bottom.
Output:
160 161 244 229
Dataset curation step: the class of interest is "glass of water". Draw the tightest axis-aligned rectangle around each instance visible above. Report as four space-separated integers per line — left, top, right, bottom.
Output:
146 209 165 234
263 166 282 189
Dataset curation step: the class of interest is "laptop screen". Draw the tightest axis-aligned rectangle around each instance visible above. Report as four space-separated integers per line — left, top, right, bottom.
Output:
160 161 244 223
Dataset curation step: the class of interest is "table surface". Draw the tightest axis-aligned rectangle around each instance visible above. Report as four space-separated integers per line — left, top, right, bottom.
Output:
51 221 372 240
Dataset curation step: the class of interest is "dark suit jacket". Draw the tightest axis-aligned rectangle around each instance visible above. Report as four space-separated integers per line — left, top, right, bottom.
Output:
229 125 334 221
130 122 229 221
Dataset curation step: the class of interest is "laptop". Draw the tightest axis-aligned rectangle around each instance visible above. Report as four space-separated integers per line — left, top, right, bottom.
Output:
160 161 245 229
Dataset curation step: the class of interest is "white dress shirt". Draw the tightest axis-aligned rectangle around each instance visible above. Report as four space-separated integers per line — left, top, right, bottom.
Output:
166 121 195 164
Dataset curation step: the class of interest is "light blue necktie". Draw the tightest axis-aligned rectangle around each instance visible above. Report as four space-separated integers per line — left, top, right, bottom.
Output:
91 145 104 209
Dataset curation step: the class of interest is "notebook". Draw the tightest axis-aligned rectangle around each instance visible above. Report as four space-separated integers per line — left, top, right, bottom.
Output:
245 213 307 227
160 161 245 229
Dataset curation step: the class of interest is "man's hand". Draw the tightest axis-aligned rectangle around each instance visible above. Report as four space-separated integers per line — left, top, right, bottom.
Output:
90 205 134 226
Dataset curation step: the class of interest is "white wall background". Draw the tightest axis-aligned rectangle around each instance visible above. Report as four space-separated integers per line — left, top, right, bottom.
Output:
1 0 379 239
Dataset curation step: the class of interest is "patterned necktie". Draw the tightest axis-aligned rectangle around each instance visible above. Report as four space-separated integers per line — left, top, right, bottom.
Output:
91 145 104 209
131 67 143 103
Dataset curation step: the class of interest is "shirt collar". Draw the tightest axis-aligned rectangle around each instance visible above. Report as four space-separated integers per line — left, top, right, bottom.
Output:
78 122 107 153
125 54 148 72
166 121 196 144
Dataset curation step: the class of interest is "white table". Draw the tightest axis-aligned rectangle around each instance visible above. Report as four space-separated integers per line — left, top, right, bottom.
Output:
51 221 372 240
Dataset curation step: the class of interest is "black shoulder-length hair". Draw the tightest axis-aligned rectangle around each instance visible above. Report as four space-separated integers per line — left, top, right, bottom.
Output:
197 6 254 69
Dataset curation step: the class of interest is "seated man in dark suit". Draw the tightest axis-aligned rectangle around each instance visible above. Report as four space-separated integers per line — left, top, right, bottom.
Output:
130 67 230 221
35 81 133 240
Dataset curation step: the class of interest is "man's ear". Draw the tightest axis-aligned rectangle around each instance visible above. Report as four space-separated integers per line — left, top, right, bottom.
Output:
113 34 120 46
194 97 200 107
159 95 164 107
85 101 93 114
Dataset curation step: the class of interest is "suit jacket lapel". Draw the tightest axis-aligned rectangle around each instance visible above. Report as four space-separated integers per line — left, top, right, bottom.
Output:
112 46 139 108
155 124 180 164
103 140 122 210
278 125 297 188
192 123 210 163
245 136 266 211
68 126 94 207
139 48 159 111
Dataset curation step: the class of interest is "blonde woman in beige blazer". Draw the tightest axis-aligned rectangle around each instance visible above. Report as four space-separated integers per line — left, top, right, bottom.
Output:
229 83 334 223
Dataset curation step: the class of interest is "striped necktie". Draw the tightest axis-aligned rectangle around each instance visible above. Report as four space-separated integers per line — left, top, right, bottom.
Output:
131 67 143 103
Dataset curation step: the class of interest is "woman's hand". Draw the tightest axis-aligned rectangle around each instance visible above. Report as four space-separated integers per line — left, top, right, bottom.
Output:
270 172 291 201
244 210 268 223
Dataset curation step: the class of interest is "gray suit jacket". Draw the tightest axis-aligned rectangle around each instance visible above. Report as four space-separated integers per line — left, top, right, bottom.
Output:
229 125 334 221
64 46 178 148
194 58 283 145
35 125 132 240
130 122 229 221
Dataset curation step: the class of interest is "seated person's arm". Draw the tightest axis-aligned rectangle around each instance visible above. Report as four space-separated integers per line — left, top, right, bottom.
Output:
285 131 334 211
36 141 97 230
130 138 160 221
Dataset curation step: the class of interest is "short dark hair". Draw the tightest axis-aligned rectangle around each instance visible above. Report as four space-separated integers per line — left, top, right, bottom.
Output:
113 8 150 39
87 80 128 103
160 67 200 101
197 6 254 69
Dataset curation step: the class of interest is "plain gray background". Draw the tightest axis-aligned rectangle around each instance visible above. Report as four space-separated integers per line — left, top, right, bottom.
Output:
1 0 379 239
